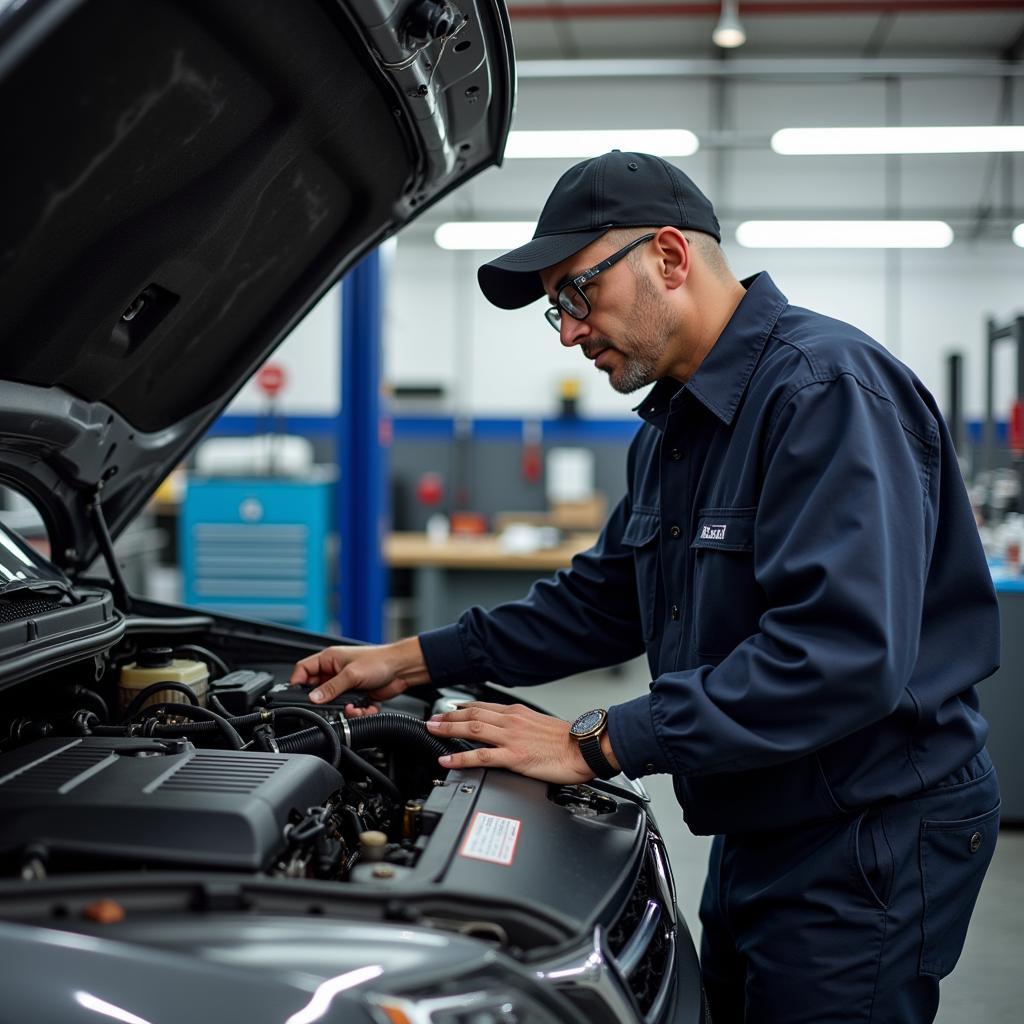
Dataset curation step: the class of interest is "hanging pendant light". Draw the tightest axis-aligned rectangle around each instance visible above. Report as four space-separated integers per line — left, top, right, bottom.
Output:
712 0 746 49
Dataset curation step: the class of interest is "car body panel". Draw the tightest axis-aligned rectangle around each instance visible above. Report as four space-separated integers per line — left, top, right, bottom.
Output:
0 0 514 570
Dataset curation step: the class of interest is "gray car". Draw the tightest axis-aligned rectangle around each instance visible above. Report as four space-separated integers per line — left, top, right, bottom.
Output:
0 1 704 1021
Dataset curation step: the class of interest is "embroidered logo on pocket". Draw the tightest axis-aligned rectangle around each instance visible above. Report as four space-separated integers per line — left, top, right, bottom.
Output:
700 523 727 541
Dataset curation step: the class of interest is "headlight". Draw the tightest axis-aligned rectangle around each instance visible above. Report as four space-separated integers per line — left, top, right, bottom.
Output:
368 971 584 1024
370 989 557 1024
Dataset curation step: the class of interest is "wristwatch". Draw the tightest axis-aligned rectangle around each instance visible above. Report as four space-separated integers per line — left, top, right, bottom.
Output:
569 708 618 780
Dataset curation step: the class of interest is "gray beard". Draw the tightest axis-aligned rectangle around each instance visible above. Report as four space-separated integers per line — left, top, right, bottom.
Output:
603 269 673 394
608 352 658 394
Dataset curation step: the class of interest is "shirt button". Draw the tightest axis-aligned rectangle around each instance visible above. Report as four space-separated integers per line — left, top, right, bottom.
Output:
670 448 682 461
969 831 983 854
669 525 681 538
671 604 680 620
644 763 656 773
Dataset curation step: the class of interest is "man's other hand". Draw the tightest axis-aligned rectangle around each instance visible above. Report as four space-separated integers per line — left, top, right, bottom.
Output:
289 636 431 706
426 701 596 784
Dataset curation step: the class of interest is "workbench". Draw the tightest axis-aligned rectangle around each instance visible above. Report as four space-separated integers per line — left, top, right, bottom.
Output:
384 530 599 632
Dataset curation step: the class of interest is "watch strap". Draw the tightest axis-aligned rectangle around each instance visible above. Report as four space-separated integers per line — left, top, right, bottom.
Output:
579 733 617 780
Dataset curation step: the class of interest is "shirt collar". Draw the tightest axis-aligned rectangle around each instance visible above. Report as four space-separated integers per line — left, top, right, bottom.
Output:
635 272 788 429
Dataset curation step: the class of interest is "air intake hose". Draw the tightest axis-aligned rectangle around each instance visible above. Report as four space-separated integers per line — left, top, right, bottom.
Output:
345 712 463 758
272 711 464 761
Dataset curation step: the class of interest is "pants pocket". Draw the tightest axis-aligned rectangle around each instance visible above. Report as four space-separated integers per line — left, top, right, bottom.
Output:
852 806 894 909
919 800 1000 977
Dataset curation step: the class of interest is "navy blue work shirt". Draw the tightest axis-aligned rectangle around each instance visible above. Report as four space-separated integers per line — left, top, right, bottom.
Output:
419 272 999 835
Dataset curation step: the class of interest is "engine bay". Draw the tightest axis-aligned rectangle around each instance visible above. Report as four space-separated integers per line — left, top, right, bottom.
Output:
0 619 469 887
0 591 656 968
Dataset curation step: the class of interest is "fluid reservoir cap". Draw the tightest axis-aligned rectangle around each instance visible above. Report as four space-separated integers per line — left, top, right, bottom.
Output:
138 647 174 668
359 830 388 862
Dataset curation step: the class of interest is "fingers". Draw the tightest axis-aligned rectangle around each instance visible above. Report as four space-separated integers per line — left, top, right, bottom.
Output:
437 745 509 771
430 701 514 722
289 650 327 685
289 646 355 687
426 709 506 746
426 703 591 785
342 702 379 718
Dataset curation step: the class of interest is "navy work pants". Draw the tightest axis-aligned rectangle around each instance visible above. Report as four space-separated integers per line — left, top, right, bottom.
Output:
699 751 1000 1023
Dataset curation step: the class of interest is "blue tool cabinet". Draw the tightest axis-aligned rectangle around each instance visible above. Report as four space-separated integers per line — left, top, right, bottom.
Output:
180 477 332 632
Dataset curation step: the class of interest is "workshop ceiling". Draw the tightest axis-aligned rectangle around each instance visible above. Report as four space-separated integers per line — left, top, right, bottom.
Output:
506 1 1024 61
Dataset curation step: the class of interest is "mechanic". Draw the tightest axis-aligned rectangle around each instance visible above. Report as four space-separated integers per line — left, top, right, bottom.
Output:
291 152 1001 1023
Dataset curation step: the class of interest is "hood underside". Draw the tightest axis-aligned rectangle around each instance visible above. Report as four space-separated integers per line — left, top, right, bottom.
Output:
0 0 514 571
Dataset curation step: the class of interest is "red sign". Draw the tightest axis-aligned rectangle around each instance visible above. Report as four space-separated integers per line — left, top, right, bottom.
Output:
256 363 287 398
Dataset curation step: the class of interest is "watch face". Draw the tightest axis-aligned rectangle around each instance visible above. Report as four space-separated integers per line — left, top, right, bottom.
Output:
571 708 606 738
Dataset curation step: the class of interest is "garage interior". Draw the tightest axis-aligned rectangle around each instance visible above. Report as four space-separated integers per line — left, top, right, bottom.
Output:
2 1 1022 1019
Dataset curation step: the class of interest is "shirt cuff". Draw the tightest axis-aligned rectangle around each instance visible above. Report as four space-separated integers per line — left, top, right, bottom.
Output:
418 622 485 687
607 695 672 779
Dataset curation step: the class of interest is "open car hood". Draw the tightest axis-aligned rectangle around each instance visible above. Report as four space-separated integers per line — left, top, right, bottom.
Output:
0 0 514 573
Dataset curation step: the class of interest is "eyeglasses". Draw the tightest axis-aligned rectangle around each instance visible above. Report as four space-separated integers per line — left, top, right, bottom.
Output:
544 232 656 331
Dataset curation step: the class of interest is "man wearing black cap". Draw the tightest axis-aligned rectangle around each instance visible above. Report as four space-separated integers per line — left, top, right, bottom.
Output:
292 152 1000 1022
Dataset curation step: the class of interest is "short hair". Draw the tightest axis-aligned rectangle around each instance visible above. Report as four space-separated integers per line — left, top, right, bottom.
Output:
603 226 731 280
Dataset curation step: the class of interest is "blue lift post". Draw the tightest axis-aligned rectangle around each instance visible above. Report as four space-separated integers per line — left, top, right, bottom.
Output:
337 249 389 642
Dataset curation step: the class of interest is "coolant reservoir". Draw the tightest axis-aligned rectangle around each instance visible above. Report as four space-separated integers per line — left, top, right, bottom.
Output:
119 647 209 712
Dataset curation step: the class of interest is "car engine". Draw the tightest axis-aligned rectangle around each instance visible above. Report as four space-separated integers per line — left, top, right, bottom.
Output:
0 636 466 885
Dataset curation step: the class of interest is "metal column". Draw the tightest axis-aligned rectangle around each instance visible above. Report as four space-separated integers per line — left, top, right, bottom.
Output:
983 315 1024 472
337 249 389 642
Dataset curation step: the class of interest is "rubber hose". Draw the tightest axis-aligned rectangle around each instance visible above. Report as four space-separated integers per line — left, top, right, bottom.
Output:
208 693 232 718
69 687 110 723
138 702 244 751
273 727 401 802
90 710 266 740
148 711 266 735
347 712 462 758
123 681 199 721
172 644 231 679
273 706 342 768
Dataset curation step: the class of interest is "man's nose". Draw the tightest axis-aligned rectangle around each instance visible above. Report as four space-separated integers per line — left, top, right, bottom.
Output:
559 312 590 348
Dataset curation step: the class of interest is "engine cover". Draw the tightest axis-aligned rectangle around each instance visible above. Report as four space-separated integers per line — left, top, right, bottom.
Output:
0 737 343 871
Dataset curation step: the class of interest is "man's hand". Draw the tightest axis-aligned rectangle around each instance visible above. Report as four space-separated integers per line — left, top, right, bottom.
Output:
289 637 431 707
425 701 598 784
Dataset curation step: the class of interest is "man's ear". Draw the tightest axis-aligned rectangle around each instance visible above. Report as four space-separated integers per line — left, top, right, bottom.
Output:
653 227 689 290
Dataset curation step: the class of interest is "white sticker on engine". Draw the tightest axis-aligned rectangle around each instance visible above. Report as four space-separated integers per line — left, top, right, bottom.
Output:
460 812 521 866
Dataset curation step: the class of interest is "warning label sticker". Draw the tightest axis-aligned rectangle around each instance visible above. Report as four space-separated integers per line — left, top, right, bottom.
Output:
459 812 522 866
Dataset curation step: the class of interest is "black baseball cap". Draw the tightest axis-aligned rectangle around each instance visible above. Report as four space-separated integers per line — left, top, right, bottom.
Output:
477 151 721 310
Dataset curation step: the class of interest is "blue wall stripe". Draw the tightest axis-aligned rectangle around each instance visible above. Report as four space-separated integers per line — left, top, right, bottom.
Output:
210 413 641 443
208 413 1000 447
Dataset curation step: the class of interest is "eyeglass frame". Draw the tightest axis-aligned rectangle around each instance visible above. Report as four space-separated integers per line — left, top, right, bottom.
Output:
544 232 657 331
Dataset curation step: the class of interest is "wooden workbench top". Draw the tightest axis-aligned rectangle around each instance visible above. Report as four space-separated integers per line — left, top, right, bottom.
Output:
384 531 600 571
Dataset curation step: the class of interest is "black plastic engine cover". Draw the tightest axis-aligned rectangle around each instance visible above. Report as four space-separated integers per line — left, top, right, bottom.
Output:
0 737 343 871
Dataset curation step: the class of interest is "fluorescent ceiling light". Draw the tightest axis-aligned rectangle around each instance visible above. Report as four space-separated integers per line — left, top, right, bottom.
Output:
712 0 746 49
1014 224 1024 248
505 129 698 159
772 126 1024 155
435 221 537 250
735 221 954 249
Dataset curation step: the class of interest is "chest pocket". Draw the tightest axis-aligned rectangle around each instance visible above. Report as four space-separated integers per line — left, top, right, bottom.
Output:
691 507 762 657
621 508 660 643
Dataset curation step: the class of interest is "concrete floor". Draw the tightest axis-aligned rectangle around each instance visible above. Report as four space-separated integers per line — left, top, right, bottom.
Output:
517 658 1022 1022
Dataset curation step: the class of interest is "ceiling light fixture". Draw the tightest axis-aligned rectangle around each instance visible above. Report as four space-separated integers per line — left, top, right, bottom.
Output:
434 221 537 250
1013 224 1024 248
735 220 955 249
505 129 698 159
772 126 1024 155
712 0 746 49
